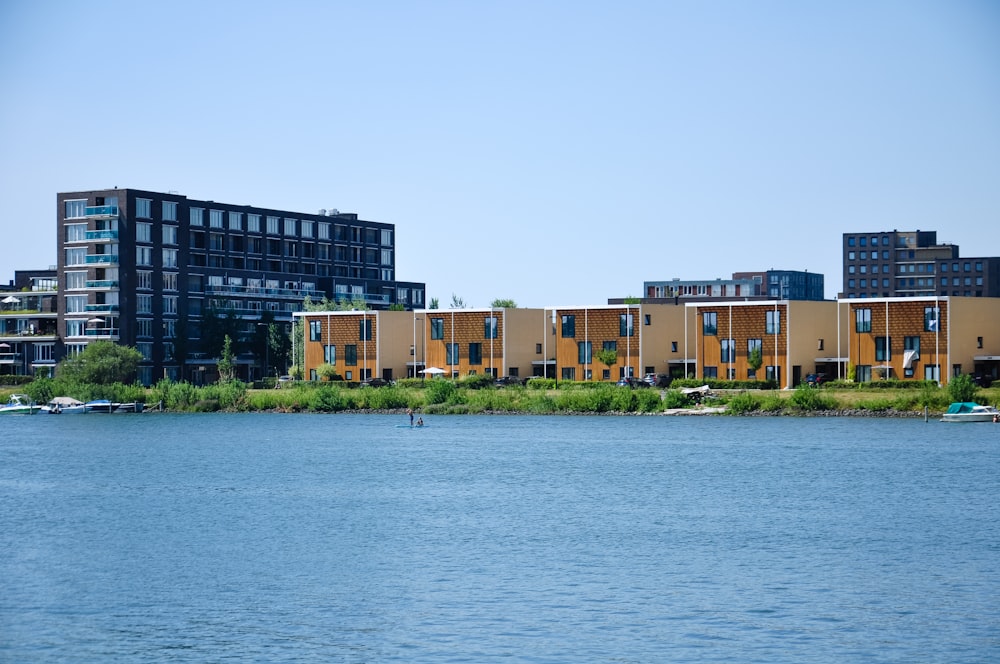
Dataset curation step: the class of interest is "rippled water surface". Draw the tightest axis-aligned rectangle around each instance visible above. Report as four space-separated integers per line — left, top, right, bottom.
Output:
1 413 998 662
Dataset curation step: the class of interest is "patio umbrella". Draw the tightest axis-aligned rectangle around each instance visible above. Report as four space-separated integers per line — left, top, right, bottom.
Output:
2 295 20 304
420 367 446 375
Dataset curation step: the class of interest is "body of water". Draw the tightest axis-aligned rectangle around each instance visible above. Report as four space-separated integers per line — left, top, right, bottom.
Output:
1 413 998 662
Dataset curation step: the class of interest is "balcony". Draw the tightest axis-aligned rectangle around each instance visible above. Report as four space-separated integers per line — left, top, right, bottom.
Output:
85 205 119 218
0 352 20 364
205 283 325 300
85 280 119 289
84 329 119 339
85 255 118 265
85 304 119 312
85 230 119 241
333 292 391 306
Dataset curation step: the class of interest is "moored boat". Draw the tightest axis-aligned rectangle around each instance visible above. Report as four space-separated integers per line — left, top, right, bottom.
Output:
40 397 86 414
0 394 41 415
941 402 1000 423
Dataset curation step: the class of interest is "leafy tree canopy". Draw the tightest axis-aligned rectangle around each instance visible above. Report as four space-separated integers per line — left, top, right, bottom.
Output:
57 341 143 385
490 298 517 308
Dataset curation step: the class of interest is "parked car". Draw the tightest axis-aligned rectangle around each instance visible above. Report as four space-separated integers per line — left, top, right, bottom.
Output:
277 375 295 387
616 377 650 388
643 373 672 387
495 376 523 387
805 373 829 387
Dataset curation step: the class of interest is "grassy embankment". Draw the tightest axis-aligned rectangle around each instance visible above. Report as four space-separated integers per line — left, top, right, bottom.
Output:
5 375 999 416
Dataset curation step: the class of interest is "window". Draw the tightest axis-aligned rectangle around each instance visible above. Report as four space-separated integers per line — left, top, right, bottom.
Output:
247 214 261 232
284 218 297 236
65 199 87 218
300 220 314 238
703 312 717 335
766 310 780 335
602 340 617 352
210 210 224 228
484 316 498 339
578 341 592 364
65 294 87 313
848 237 855 247
359 319 372 341
765 365 781 383
137 294 152 314
924 364 940 382
345 345 357 366
671 341 678 352
164 320 176 338
65 271 86 289
318 222 330 240
703 366 718 379
619 313 634 337
561 315 576 338
190 208 204 226
162 249 178 268
381 249 392 266
446 343 460 365
924 307 939 331
856 365 872 382
163 272 178 291
431 318 444 340
65 223 87 242
137 271 152 289
228 211 242 230
136 222 152 243
267 216 280 234
848 251 856 260
136 198 152 218
875 336 891 362
644 314 651 326
855 308 872 333
324 344 336 364
562 367 576 381
162 225 177 245
309 320 322 341
162 201 177 221
137 319 153 338
469 343 482 365
720 338 735 363
65 247 86 265
137 246 152 266
163 296 177 314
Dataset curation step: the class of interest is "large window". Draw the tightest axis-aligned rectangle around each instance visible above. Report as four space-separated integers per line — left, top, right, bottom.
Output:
766 310 780 335
163 296 177 314
190 208 204 226
703 312 717 335
65 271 86 289
162 249 178 268
856 365 872 382
578 340 592 364
162 225 177 245
924 307 939 331
65 295 87 313
446 343 460 365
137 271 152 289
855 308 872 333
163 272 178 291
765 365 781 383
431 318 444 340
137 294 152 314
210 210 224 228
65 199 87 218
345 345 357 366
137 247 152 266
619 313 634 337
136 222 152 243
309 320 322 341
248 214 261 233
561 315 575 338
267 216 280 234
136 198 152 218
284 218 297 236
65 224 87 242
359 319 372 341
721 338 735 363
484 316 498 339
925 364 940 382
228 212 242 231
65 247 86 265
469 343 482 365
162 201 177 221
875 336 891 362
324 344 336 364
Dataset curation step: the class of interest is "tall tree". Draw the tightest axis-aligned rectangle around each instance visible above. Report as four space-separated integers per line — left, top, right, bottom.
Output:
57 341 143 384
490 298 517 308
217 334 236 382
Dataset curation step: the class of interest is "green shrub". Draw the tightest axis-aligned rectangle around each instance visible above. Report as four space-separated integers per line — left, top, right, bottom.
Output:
727 392 761 415
634 389 664 413
759 394 786 412
789 386 837 411
426 379 456 405
309 386 348 412
858 398 893 412
526 378 555 390
457 373 496 390
608 386 635 412
661 390 692 409
947 374 978 404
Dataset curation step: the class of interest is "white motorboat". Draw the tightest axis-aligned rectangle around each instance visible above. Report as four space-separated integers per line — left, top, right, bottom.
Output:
0 394 41 415
941 402 1000 423
39 396 86 414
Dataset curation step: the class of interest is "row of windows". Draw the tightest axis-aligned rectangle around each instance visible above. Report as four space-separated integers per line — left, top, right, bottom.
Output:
846 235 891 248
702 311 781 335
558 314 638 339
854 307 939 333
701 366 781 381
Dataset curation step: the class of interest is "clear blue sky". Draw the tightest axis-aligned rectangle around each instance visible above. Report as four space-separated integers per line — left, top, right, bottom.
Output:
2 1 998 307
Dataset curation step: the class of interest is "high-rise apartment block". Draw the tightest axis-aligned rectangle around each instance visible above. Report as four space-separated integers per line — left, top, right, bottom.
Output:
57 188 425 384
842 230 1000 299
